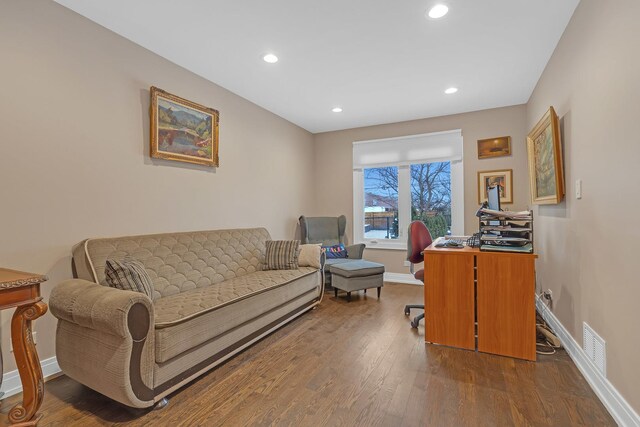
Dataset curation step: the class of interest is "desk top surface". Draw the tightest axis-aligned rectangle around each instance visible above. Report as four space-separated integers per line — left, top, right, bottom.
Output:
424 244 537 258
0 268 48 290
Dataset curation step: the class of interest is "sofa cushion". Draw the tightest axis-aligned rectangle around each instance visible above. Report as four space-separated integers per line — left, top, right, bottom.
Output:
264 240 300 270
104 258 155 299
153 267 318 363
298 244 322 269
153 287 319 386
324 258 352 266
82 228 271 299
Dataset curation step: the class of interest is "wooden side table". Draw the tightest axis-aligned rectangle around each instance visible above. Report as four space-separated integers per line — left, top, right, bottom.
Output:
0 269 48 426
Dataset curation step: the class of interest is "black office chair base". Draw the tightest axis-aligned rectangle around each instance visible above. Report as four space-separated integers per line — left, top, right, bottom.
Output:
404 304 423 316
404 304 425 328
410 313 424 329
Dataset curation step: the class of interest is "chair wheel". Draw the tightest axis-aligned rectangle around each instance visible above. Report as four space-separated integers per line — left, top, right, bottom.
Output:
404 308 410 316
410 320 419 329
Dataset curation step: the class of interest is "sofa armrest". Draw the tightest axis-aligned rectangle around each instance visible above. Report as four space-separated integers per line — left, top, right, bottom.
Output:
50 279 155 408
346 243 366 259
50 279 153 338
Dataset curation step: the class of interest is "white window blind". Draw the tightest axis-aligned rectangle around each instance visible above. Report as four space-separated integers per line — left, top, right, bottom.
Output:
352 129 463 169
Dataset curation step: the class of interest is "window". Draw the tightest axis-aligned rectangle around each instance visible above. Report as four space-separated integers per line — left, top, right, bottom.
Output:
353 130 463 249
364 166 398 239
410 162 451 238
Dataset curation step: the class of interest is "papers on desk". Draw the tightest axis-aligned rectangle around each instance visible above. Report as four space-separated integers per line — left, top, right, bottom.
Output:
446 235 471 241
433 236 470 248
478 208 534 253
479 208 532 220
433 237 446 247
480 225 532 232
481 243 533 253
480 235 529 242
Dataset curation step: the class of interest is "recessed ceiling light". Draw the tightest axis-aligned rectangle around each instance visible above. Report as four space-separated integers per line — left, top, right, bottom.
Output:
332 107 343 113
263 54 278 63
444 87 458 94
428 4 449 19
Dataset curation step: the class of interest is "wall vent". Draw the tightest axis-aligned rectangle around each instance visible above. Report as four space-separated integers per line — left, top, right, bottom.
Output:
583 322 606 376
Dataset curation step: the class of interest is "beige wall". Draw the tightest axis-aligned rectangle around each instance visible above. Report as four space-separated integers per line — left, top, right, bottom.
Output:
0 1 315 372
313 105 529 273
527 0 640 412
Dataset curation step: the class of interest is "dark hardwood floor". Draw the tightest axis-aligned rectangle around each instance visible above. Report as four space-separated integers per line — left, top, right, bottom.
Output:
1 283 615 426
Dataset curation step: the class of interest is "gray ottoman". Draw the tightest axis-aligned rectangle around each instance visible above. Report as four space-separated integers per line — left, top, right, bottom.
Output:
330 260 385 301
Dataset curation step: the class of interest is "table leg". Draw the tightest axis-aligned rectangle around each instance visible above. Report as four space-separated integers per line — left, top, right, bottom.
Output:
9 301 47 426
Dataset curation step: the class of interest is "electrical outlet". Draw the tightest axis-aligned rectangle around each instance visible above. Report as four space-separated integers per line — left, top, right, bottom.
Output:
10 331 37 353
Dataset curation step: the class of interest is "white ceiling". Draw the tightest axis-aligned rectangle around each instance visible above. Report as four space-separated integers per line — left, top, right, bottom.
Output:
55 0 579 133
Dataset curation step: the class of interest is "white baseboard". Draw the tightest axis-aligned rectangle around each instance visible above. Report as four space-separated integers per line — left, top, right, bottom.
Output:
536 297 640 427
0 356 61 400
384 272 422 285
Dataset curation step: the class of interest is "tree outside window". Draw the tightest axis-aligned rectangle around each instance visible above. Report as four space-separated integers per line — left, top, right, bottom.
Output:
410 162 451 238
363 162 451 239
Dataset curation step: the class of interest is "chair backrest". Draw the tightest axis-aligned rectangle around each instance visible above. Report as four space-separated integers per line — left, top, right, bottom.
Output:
299 215 346 246
406 221 433 264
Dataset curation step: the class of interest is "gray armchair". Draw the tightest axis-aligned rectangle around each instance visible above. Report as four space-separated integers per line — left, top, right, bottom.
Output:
299 215 365 286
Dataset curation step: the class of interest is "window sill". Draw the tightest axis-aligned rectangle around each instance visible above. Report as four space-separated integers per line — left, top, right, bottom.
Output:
358 241 406 251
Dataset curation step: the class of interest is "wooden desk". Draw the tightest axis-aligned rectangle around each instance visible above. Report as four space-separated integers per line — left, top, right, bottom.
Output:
0 269 48 426
423 245 537 361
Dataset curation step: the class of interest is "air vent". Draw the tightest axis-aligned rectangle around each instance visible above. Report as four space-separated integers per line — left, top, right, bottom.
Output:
583 322 606 376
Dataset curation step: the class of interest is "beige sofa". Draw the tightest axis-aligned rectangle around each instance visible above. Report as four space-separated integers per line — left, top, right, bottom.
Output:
49 228 323 408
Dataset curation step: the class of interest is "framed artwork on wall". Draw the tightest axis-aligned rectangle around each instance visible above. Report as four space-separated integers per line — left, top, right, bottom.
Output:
150 86 219 167
477 169 513 204
526 106 564 204
477 136 511 159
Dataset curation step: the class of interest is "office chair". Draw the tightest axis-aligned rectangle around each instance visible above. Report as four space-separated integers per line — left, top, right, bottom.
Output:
404 221 433 328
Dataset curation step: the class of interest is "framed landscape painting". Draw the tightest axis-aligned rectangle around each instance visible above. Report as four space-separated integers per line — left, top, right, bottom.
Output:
150 86 219 167
477 136 511 159
526 107 564 204
477 169 513 204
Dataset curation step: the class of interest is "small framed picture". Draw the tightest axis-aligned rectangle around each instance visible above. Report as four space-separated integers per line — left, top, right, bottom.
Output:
477 136 511 159
477 169 513 204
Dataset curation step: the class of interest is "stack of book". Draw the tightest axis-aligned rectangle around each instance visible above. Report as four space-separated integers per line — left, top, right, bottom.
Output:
478 208 534 253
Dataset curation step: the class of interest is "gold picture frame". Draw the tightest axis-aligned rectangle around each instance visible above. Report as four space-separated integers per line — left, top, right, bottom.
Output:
477 169 513 204
526 107 564 204
150 86 219 167
477 136 511 159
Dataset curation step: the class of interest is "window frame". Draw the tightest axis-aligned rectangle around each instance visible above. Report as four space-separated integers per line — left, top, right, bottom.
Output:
353 134 464 251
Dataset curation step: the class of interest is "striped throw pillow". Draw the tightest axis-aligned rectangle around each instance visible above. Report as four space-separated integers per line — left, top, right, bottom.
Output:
265 240 300 270
105 257 155 299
